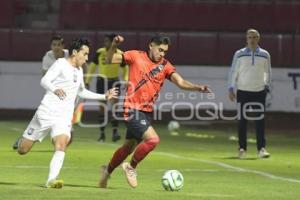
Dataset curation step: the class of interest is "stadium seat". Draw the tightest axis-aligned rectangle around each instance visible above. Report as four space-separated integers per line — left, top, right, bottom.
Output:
125 1 160 30
272 4 300 33
59 1 91 29
58 1 300 33
0 0 13 28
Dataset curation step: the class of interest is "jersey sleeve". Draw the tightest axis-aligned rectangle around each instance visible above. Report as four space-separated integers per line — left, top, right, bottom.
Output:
40 61 62 92
165 62 176 80
42 53 52 71
78 77 106 100
123 50 138 65
228 51 240 90
264 51 272 87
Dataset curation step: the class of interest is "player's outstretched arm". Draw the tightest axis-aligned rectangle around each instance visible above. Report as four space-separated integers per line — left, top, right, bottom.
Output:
105 35 124 64
170 72 212 93
77 87 118 101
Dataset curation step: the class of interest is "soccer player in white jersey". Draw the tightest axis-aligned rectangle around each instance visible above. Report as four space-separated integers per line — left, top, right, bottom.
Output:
42 35 69 75
16 38 118 188
12 35 70 150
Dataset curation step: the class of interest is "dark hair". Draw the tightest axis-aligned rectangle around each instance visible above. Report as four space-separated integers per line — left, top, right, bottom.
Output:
51 35 64 44
150 33 171 45
105 33 117 42
68 38 90 55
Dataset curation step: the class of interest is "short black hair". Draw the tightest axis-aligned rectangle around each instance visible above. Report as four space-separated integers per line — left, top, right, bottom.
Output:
150 33 171 45
68 38 90 55
51 35 64 43
105 33 117 42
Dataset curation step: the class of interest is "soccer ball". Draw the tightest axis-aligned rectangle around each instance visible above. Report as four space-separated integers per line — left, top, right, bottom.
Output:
161 170 184 191
167 121 180 132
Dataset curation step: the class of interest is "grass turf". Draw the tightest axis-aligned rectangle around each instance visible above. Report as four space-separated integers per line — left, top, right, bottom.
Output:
0 120 300 200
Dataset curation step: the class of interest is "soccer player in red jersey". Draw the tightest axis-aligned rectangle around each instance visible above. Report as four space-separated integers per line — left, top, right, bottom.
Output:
99 33 211 188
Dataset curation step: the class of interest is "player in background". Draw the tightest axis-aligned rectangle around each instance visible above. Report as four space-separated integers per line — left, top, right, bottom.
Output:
85 33 128 142
16 38 118 188
99 34 212 188
42 35 69 75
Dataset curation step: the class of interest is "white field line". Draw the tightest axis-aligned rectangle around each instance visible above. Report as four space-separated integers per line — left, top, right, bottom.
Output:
0 165 220 173
0 165 79 169
156 168 220 172
78 142 300 184
10 127 22 132
6 137 300 184
156 152 300 184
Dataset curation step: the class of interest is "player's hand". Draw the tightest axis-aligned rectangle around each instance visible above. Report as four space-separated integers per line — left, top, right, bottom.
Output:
228 90 236 102
112 35 124 46
105 87 119 100
54 89 66 100
198 85 212 93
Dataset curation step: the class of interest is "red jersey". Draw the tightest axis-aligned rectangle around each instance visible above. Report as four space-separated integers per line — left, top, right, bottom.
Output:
123 50 176 113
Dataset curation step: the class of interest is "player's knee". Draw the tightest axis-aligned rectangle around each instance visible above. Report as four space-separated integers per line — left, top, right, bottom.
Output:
55 142 67 151
146 137 160 150
55 146 67 151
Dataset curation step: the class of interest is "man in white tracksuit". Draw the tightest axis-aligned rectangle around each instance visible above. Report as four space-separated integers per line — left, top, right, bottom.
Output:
16 38 118 188
228 29 272 159
42 35 69 75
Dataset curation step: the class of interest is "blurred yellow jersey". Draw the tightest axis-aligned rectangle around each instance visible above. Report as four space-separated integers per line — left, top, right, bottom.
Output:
85 48 128 84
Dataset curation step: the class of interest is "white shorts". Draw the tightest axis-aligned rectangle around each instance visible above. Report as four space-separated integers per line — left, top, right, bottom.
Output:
22 113 72 142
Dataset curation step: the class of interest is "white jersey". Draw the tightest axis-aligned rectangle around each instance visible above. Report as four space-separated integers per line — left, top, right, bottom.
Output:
228 46 272 92
38 58 106 122
42 49 69 71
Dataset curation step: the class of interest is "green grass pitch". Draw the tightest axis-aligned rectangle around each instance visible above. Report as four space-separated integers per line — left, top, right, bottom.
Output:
1 120 300 200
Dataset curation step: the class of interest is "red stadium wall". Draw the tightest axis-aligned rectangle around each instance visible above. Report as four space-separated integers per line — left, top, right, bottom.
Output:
0 29 299 67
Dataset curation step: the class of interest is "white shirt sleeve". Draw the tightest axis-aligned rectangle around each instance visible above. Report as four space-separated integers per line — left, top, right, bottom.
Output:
40 61 61 93
42 52 53 72
264 52 272 86
77 78 106 100
228 51 240 90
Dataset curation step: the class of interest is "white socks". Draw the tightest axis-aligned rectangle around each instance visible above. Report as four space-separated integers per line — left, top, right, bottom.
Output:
46 151 65 185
